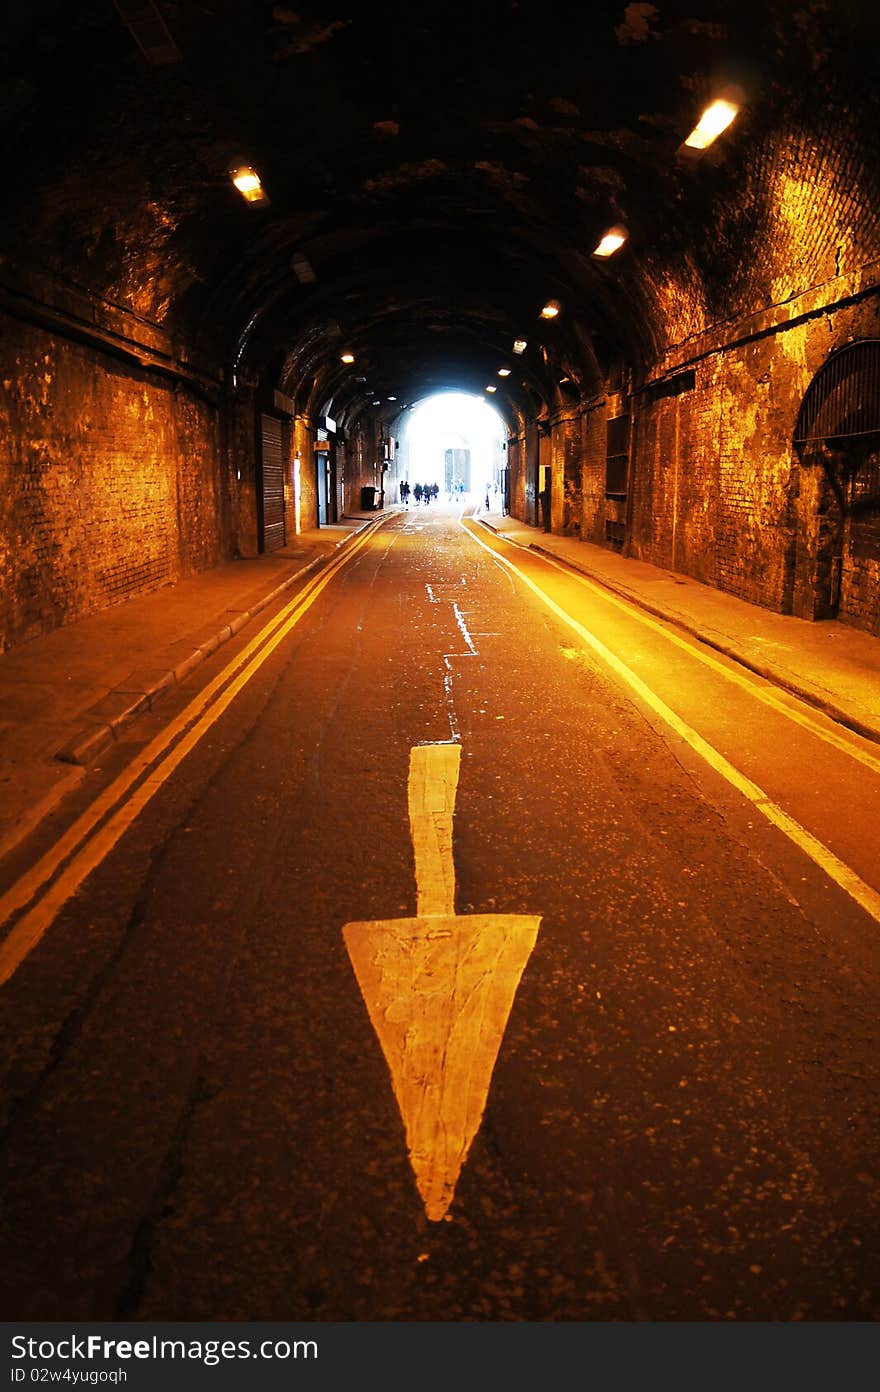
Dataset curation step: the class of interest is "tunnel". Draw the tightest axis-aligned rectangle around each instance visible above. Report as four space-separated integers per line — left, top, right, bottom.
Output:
2 0 879 652
3 0 880 1339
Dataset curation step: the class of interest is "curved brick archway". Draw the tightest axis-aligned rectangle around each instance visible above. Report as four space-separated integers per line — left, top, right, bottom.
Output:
2 2 880 648
791 341 880 630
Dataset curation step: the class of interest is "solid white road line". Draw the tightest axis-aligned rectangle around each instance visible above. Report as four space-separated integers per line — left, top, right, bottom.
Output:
463 518 880 926
488 523 880 776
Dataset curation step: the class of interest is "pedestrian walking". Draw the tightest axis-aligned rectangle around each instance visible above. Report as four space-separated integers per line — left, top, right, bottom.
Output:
539 481 551 532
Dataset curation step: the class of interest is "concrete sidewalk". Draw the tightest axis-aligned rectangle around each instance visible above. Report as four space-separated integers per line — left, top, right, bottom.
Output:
478 508 880 747
0 515 381 861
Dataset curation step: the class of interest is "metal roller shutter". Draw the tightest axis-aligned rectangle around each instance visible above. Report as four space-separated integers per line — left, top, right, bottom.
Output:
260 413 286 552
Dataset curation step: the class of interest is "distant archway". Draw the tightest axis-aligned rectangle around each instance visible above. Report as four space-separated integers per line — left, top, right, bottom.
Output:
398 393 506 502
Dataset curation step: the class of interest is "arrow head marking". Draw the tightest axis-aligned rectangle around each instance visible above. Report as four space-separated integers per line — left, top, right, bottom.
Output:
344 911 541 1221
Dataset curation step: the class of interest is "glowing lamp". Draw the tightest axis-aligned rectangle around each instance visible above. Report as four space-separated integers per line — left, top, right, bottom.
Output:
593 225 628 257
485 385 497 393
540 300 561 319
231 166 268 204
498 367 511 377
513 339 527 354
684 99 740 150
341 352 355 364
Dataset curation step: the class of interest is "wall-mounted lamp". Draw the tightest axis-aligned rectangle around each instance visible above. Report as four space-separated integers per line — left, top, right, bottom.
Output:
684 97 740 150
230 165 269 205
540 300 561 319
593 225 628 257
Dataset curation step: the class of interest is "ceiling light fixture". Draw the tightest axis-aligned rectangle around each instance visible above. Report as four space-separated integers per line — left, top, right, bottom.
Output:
593 224 628 257
485 385 497 393
230 165 269 205
513 339 527 354
340 352 355 364
540 300 561 319
684 97 741 150
387 395 397 401
498 367 511 377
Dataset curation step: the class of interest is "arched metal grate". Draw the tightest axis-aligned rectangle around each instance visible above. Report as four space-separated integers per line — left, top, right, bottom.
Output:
793 339 880 463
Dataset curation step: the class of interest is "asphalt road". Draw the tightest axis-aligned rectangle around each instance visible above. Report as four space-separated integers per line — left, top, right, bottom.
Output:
0 507 878 1321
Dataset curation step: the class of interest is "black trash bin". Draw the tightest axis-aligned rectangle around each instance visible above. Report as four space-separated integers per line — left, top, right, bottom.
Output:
360 485 377 510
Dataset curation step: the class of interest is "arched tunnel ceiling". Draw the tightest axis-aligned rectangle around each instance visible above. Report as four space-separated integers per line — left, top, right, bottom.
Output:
4 0 877 423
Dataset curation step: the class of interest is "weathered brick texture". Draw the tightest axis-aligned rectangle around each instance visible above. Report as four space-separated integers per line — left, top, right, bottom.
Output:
0 319 233 652
578 403 607 548
551 414 583 537
341 419 384 515
506 64 880 638
292 416 319 534
628 299 880 636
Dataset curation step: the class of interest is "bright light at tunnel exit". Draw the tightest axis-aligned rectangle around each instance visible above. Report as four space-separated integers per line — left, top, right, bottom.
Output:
399 392 507 496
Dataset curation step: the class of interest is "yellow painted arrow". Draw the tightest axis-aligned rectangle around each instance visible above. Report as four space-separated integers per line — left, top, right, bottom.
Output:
343 744 541 1221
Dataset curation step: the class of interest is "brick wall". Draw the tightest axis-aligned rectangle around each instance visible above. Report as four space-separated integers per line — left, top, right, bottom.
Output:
576 42 880 634
551 414 583 537
290 417 318 534
0 317 233 652
523 61 880 638
507 437 525 520
342 419 384 514
578 401 607 547
628 296 880 635
636 91 880 358
228 388 259 558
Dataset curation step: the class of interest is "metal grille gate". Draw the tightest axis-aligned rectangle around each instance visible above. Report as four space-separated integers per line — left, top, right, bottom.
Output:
793 340 880 617
793 339 880 463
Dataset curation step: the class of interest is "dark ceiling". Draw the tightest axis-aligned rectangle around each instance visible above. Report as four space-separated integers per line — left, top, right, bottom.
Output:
3 0 876 428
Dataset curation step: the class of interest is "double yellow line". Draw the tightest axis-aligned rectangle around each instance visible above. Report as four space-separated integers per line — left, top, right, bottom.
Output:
0 517 387 987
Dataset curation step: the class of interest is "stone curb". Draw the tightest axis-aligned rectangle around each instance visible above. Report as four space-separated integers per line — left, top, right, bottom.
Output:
54 539 347 767
481 521 880 749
